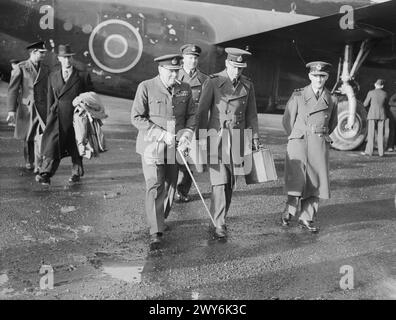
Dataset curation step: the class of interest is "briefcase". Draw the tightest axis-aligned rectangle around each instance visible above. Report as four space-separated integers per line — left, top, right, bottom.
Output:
244 147 278 184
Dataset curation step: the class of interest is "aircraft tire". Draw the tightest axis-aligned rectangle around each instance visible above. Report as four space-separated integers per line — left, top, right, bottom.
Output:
330 98 368 151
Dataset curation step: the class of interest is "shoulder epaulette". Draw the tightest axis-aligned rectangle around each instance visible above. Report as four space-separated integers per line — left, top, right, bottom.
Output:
209 74 218 79
293 88 303 95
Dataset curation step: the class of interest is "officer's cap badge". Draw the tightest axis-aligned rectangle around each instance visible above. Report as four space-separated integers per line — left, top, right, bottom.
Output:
171 58 178 65
237 56 243 62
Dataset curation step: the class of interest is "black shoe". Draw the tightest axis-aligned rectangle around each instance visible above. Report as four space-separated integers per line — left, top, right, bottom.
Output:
215 226 227 238
35 174 50 185
175 192 191 203
68 175 80 183
298 219 319 233
149 233 162 249
281 215 291 227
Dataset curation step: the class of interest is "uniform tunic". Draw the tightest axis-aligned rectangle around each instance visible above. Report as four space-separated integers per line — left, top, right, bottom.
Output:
177 68 209 107
282 85 338 199
131 76 196 234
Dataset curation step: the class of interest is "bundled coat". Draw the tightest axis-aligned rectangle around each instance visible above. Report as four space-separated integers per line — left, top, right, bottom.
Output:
72 92 107 159
41 68 93 160
7 59 49 140
282 85 338 199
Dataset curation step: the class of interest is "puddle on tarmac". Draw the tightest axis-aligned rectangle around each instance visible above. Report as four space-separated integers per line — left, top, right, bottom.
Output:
102 261 144 284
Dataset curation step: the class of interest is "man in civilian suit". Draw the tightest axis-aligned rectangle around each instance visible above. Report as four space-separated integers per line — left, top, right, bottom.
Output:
361 79 388 157
36 44 93 185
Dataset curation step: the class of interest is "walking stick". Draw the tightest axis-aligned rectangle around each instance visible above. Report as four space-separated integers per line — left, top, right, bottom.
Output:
177 147 216 227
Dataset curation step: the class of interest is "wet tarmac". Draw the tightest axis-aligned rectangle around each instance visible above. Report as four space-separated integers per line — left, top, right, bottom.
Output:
0 81 395 300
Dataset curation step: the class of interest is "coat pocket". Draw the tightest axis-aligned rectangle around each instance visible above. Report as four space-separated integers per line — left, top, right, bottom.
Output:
288 129 304 140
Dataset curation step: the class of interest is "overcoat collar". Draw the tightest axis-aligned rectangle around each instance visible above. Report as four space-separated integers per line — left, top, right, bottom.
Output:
303 85 330 114
216 69 248 101
55 67 79 98
178 68 204 87
25 59 39 82
34 63 47 85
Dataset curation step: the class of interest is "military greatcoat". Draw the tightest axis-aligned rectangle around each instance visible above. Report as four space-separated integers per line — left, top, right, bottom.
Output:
282 85 338 199
196 69 259 185
7 59 49 140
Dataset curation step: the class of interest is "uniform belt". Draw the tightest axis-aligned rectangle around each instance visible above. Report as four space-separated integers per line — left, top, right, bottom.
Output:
295 125 328 134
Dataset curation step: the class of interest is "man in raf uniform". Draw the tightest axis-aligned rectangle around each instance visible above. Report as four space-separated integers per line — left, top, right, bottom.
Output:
195 47 259 238
361 79 388 157
7 41 49 173
282 61 338 233
131 54 196 247
175 44 209 203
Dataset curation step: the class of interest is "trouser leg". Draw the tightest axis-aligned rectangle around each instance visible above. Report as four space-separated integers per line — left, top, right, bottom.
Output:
164 163 178 219
71 154 84 176
23 140 35 166
40 157 61 178
284 195 300 217
365 120 375 155
176 164 193 196
34 134 42 172
299 196 320 222
377 120 384 156
141 158 166 235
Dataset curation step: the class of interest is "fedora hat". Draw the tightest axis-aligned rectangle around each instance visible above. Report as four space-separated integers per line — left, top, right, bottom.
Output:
57 44 76 57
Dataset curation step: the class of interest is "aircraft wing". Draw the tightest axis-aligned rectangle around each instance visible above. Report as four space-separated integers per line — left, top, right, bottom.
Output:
219 0 396 60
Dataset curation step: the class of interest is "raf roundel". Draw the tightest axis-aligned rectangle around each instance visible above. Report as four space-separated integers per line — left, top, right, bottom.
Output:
88 19 143 74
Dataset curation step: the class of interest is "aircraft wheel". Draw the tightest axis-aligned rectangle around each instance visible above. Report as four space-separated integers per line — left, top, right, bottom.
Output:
330 98 367 151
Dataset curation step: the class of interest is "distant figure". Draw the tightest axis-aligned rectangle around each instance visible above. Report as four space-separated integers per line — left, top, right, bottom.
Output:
361 79 388 157
36 44 93 185
175 44 209 203
282 61 338 233
387 90 396 151
131 54 196 248
6 41 49 172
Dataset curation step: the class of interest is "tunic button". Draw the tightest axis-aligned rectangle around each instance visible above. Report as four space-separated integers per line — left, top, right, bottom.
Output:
325 115 328 118
319 134 323 137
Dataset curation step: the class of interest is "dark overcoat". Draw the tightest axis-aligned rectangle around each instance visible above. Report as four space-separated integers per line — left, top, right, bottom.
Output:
282 85 338 199
41 68 92 159
7 59 49 140
196 69 259 185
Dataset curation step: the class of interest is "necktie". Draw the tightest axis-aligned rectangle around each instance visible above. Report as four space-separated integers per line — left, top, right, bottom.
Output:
232 78 238 88
315 90 320 99
63 69 70 82
189 70 194 77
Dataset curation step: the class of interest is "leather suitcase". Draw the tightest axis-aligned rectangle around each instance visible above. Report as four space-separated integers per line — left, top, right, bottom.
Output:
244 148 278 184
